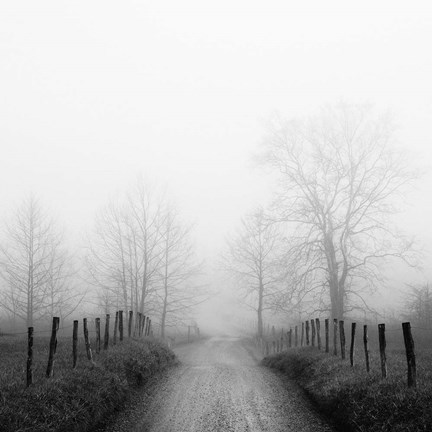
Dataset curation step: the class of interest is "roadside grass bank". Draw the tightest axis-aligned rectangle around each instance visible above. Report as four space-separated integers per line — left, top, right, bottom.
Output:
0 336 176 432
262 347 432 431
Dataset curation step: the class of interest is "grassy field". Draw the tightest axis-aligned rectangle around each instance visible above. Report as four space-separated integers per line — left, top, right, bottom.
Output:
262 327 432 432
0 331 176 432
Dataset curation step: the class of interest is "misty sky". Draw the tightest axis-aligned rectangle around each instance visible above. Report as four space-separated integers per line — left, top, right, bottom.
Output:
1 0 432 290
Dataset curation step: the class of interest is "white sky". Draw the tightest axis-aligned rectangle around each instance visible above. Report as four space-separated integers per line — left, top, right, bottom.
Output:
1 0 432 288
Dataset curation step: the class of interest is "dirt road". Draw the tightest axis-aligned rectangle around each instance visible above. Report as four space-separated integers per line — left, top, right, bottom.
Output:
105 336 334 432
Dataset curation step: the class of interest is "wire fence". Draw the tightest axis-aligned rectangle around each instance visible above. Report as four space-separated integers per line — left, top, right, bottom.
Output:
0 310 154 389
258 316 424 389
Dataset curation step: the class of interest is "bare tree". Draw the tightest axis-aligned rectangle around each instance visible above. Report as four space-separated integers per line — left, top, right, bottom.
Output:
0 195 75 327
261 104 417 319
403 283 432 329
222 207 287 337
157 208 204 339
86 179 169 321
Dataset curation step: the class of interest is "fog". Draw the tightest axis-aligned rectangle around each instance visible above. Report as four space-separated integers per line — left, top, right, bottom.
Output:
1 1 432 333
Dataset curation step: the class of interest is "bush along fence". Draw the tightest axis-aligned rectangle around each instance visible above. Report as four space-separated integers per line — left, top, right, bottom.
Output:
25 310 153 388
258 318 418 389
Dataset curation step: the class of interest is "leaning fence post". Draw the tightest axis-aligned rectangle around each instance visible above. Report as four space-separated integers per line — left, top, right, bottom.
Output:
333 318 338 356
72 320 78 368
378 323 387 379
27 327 33 386
136 312 141 336
350 322 356 367
119 310 124 341
402 322 416 388
95 318 101 354
305 321 310 345
363 324 370 373
301 322 305 346
325 319 329 353
46 317 60 378
128 311 133 338
316 318 321 350
141 314 147 336
144 316 149 336
339 320 346 359
83 318 93 363
113 311 119 345
104 314 110 350
311 319 316 347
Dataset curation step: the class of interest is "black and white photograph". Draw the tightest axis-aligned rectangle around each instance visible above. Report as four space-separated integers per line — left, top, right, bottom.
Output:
1 1 432 431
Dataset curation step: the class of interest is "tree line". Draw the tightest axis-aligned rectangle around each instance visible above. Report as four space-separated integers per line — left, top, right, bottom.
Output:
0 179 205 337
223 104 421 336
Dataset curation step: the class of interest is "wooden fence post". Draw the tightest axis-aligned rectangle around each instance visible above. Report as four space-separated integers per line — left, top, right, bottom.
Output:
137 313 142 336
364 324 370 373
378 323 387 379
136 312 141 336
46 317 60 378
104 314 110 350
148 319 152 336
316 318 321 350
333 318 338 356
144 316 149 336
72 320 78 368
83 318 93 363
119 310 124 341
402 322 416 388
95 318 101 354
27 327 33 386
301 322 305 347
295 326 298 347
305 321 310 345
113 311 118 345
311 319 316 347
339 320 346 360
128 311 133 338
350 322 356 367
325 319 329 353
141 314 147 336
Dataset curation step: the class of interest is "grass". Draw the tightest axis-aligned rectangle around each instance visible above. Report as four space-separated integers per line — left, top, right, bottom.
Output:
262 344 432 431
0 333 176 432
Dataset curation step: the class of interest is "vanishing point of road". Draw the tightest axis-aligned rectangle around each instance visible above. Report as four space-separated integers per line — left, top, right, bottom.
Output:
103 336 335 432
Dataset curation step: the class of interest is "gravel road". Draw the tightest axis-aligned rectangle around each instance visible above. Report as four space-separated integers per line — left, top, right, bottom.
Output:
103 336 334 432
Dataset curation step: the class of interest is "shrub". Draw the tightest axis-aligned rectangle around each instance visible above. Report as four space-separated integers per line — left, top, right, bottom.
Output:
0 336 176 432
263 347 432 431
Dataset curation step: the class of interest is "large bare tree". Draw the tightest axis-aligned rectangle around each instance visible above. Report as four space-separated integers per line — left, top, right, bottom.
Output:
86 180 166 318
261 104 417 319
0 195 75 327
223 207 287 337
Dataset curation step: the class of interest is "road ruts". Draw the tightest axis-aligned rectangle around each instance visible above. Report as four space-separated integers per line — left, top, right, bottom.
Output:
105 336 334 432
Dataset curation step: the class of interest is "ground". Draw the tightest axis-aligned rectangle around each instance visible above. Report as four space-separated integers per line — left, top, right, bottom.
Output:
101 335 334 432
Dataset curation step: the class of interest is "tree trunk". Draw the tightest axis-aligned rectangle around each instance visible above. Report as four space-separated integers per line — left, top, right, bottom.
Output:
325 228 344 319
257 280 264 337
